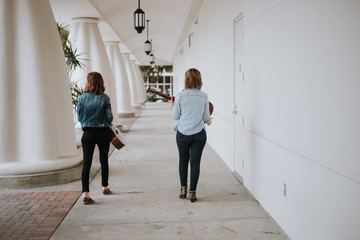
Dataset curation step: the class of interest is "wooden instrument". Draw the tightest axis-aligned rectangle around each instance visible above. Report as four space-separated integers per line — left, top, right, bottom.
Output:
109 125 126 150
146 87 214 115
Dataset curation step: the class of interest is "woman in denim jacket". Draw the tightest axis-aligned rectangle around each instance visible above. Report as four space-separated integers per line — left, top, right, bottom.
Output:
77 72 113 204
170 68 212 202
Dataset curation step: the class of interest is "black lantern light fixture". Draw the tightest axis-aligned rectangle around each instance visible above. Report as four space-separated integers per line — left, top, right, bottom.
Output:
134 0 145 33
144 20 152 55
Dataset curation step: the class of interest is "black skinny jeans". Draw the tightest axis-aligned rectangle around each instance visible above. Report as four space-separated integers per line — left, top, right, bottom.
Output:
176 129 207 191
81 127 110 192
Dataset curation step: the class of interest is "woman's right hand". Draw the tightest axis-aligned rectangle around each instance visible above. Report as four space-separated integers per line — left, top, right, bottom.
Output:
170 96 175 109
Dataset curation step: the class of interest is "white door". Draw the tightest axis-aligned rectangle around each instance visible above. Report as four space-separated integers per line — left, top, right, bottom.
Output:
233 15 245 182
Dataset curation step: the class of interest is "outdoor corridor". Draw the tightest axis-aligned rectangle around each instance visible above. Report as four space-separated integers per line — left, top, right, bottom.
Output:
1 1 358 239
0 102 289 240
51 102 289 240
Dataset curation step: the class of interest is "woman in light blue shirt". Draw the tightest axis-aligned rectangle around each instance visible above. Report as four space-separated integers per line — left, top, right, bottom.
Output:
170 68 212 202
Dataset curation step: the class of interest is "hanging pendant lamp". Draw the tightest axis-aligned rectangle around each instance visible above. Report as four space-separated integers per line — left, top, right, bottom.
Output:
134 0 145 33
144 20 152 55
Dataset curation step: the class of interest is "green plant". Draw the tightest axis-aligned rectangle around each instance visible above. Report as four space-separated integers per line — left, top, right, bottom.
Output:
69 81 83 111
57 23 85 71
140 65 173 78
146 94 158 102
57 23 85 114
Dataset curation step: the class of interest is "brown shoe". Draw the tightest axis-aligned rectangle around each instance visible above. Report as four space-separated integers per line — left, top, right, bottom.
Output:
189 190 197 202
179 186 187 199
102 188 112 195
82 197 95 204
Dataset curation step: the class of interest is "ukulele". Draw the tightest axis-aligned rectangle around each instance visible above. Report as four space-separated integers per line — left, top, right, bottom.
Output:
146 87 214 115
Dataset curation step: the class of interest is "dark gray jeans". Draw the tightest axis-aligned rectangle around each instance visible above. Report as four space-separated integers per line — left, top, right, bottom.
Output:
176 129 207 191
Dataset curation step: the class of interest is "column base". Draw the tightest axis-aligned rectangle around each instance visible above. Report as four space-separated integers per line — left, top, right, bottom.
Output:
0 157 83 189
132 105 142 110
118 111 136 118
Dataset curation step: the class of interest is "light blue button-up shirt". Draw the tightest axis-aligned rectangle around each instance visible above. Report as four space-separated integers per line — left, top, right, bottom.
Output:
172 89 210 135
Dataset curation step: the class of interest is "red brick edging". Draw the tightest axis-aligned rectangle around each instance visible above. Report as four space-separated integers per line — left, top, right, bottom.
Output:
0 191 81 240
0 109 144 240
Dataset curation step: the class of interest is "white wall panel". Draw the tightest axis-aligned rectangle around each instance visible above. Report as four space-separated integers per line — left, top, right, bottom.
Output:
244 0 360 183
243 0 360 238
173 0 360 239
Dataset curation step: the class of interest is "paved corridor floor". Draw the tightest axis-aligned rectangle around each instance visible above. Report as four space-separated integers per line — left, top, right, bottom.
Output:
51 102 290 240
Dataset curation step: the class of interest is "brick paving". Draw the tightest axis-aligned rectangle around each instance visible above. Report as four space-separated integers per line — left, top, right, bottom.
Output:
0 108 143 240
0 191 81 240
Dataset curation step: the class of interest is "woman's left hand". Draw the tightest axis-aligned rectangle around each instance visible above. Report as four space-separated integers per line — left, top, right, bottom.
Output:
207 117 213 126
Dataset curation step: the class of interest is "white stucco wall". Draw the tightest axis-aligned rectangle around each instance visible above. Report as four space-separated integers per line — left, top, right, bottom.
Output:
173 0 360 239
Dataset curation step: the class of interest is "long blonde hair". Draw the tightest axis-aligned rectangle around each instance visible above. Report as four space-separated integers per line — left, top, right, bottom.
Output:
185 68 202 89
84 72 105 94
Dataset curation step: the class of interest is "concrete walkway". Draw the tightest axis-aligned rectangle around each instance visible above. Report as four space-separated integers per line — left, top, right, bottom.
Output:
51 102 290 240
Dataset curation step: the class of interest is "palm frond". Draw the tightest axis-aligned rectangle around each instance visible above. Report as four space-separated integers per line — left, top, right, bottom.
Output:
57 23 85 71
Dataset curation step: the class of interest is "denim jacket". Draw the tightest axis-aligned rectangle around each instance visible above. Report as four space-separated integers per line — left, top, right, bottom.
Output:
172 89 210 135
77 93 113 129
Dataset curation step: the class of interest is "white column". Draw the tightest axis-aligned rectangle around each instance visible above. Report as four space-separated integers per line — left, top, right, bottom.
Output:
0 0 80 176
135 63 147 102
131 60 146 104
69 17 121 125
122 53 141 109
105 42 135 118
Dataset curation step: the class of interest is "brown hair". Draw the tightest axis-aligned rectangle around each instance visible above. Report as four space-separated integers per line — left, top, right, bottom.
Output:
184 68 202 89
84 72 105 94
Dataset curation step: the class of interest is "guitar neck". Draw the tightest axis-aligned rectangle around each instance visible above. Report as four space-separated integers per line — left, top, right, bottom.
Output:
147 88 172 100
146 87 214 115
